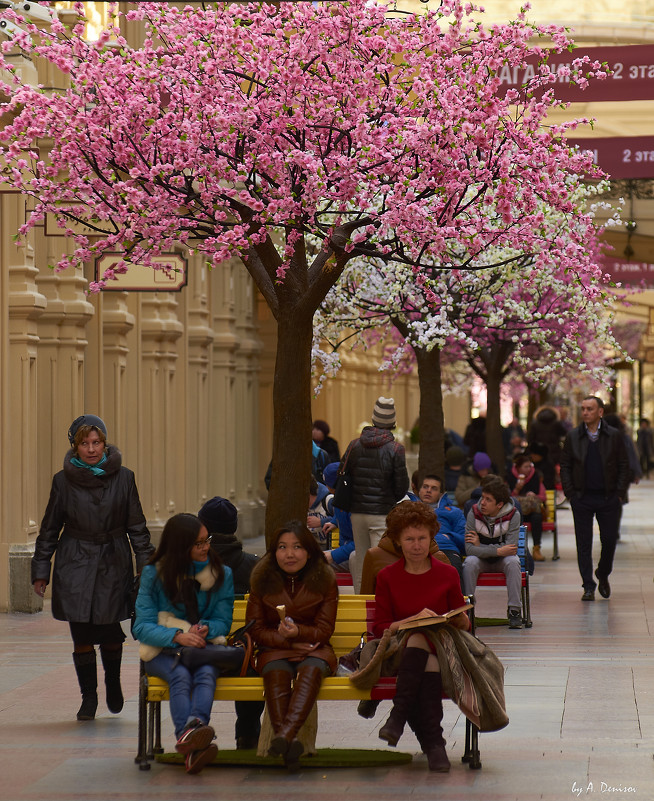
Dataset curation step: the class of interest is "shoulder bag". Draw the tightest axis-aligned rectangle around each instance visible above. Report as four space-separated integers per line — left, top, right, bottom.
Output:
333 443 355 511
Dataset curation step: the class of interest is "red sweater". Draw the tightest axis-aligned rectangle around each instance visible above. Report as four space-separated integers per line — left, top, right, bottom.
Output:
373 555 467 638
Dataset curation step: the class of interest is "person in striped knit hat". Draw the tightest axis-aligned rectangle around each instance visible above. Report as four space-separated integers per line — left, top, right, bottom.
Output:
338 397 409 592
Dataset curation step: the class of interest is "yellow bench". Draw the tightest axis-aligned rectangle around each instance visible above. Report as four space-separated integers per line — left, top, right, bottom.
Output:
135 596 482 770
543 488 560 560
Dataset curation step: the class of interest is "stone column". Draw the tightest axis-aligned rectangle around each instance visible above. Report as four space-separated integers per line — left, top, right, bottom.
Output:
139 293 183 541
208 258 239 509
184 253 214 512
3 194 46 612
233 267 264 540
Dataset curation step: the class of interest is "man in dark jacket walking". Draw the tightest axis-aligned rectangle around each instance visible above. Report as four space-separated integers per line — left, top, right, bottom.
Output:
559 396 629 602
340 397 409 592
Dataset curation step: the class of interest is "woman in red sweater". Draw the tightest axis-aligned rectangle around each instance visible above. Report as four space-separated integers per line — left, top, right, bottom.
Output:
374 501 469 772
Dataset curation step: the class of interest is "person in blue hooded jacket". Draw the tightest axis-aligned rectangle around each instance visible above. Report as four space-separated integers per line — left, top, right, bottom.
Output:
417 474 466 583
133 513 234 774
320 461 355 573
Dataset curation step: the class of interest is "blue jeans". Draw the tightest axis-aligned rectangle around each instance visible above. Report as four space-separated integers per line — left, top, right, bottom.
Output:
146 653 218 739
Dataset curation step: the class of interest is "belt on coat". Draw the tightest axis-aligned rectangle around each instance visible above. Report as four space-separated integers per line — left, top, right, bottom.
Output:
63 526 126 544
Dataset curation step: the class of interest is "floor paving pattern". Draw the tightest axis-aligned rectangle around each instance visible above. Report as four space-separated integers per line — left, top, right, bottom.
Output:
2 484 654 801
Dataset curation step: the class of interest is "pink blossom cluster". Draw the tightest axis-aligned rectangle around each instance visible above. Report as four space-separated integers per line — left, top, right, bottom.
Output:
0 0 606 298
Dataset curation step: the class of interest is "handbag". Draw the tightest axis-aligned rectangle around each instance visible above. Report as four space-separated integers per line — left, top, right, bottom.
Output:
336 630 372 676
333 444 354 511
515 495 543 516
177 642 248 672
173 620 255 676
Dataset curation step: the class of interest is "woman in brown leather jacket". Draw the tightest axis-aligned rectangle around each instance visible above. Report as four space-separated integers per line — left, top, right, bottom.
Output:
246 520 338 769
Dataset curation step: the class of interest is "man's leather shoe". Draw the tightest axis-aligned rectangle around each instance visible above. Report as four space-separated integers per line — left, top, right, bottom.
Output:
595 570 611 599
581 590 595 601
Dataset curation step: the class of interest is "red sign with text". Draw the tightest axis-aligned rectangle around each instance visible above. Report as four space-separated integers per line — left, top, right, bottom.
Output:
498 44 654 102
602 258 654 286
567 137 654 180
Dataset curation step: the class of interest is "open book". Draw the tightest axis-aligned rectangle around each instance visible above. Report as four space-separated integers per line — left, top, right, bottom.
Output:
396 603 472 631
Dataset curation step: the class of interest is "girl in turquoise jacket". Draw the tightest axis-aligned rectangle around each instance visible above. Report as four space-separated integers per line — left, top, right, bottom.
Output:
133 513 234 774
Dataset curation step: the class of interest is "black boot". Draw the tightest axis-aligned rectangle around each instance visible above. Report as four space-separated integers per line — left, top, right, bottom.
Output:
357 699 381 719
379 647 428 747
234 699 265 749
419 672 450 772
100 645 124 714
73 651 98 721
406 708 426 752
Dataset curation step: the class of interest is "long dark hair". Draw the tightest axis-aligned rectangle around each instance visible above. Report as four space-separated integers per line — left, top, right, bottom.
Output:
268 519 326 573
148 513 225 601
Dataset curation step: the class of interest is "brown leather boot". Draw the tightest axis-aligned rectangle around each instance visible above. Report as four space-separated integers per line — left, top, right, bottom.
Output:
418 672 450 772
379 647 429 747
263 669 293 736
271 664 324 769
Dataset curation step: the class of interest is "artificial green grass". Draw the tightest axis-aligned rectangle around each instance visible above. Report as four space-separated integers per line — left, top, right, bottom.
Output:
474 617 509 627
156 748 413 768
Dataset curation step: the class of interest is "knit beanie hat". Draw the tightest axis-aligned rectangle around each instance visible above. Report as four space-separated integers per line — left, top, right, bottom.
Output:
445 446 465 467
68 414 107 446
371 396 396 429
473 452 492 472
198 497 238 534
322 462 340 489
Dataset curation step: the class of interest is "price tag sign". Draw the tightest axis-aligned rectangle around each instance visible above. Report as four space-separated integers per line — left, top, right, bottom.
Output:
94 252 187 292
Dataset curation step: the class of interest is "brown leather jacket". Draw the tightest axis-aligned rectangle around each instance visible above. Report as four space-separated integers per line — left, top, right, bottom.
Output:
360 533 450 595
246 554 338 673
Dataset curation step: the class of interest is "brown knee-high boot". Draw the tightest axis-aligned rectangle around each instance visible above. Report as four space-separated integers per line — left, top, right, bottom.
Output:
418 672 450 772
270 665 323 768
379 647 429 747
263 670 293 739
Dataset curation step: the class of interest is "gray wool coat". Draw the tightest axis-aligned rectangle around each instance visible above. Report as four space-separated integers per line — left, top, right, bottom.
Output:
32 446 154 624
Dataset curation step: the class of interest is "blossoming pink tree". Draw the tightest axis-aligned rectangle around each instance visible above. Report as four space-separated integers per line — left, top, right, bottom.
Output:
315 207 624 477
0 0 607 534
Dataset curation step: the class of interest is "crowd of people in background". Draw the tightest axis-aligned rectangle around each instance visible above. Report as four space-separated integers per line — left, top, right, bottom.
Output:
29 395 644 774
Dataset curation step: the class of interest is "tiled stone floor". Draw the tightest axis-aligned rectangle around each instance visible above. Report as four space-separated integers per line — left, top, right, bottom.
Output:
2 483 654 801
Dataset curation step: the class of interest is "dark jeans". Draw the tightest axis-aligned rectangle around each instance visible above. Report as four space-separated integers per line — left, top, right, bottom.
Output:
523 512 542 546
570 493 621 591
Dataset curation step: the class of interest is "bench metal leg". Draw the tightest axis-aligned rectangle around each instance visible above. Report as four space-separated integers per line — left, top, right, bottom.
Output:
462 718 481 769
153 701 163 754
552 526 560 560
135 667 151 770
523 574 533 628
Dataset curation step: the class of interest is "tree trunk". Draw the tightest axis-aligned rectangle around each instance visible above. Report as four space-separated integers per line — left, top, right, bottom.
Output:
265 310 314 545
485 367 506 478
415 346 445 481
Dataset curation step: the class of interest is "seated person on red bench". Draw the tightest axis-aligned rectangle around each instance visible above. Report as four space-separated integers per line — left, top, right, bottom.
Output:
462 475 523 630
373 501 469 773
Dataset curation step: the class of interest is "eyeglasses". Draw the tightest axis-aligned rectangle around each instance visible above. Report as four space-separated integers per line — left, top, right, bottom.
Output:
193 535 212 548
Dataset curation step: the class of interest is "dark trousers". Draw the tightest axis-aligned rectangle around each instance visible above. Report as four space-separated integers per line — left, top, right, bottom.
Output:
442 550 464 590
570 493 621 591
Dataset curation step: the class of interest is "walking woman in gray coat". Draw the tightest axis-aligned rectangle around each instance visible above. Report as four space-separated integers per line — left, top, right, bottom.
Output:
32 415 153 721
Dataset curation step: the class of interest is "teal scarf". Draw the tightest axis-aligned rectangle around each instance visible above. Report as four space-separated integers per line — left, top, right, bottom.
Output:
71 453 108 476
